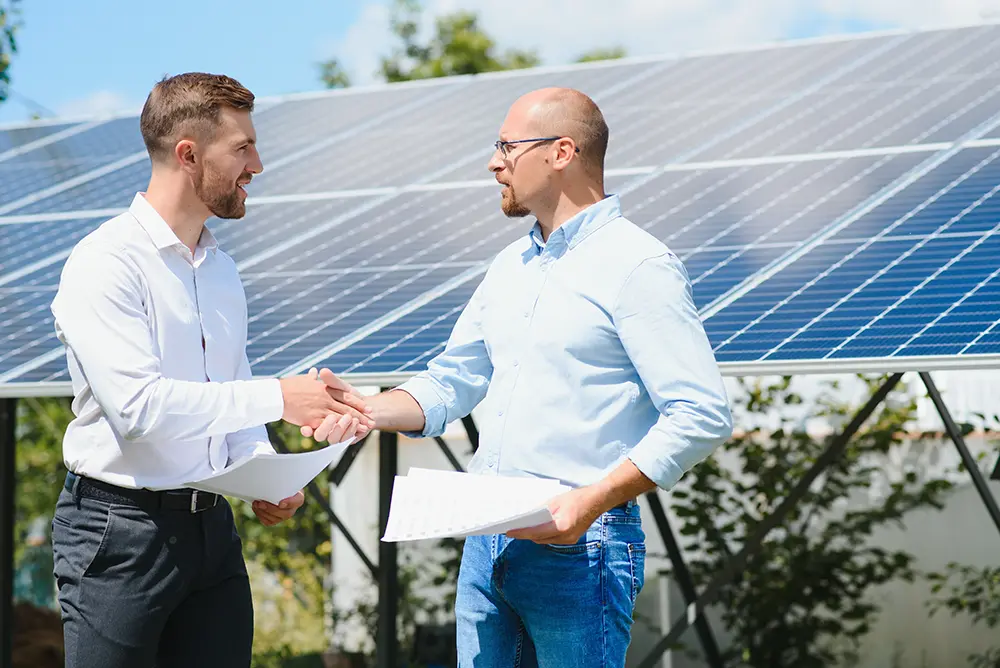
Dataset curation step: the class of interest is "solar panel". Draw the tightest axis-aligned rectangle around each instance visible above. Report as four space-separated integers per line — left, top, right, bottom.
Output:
0 120 79 155
2 23 1000 394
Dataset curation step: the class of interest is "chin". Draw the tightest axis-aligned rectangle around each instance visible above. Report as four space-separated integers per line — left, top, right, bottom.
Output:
501 195 531 218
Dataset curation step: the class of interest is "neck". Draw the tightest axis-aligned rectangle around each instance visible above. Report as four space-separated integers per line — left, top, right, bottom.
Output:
143 170 210 253
534 180 606 241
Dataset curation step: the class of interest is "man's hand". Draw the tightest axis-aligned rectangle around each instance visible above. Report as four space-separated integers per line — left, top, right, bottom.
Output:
279 368 374 432
506 486 607 545
253 491 304 527
301 368 372 441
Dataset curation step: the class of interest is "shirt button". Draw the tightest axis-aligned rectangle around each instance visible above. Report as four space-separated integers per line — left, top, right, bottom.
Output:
513 360 519 367
497 410 503 417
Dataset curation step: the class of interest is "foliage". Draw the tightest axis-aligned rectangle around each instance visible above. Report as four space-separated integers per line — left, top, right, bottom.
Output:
928 562 1000 667
666 375 954 668
379 0 539 83
575 47 627 63
13 397 71 566
319 0 540 88
319 59 351 89
0 0 20 103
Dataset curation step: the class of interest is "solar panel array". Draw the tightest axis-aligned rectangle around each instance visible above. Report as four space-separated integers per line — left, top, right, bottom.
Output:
2 24 1000 395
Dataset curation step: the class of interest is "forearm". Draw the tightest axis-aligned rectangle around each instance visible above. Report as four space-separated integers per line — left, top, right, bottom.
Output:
589 459 657 513
367 389 427 433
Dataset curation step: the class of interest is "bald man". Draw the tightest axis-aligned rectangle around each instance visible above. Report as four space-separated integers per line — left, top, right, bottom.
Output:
309 88 733 666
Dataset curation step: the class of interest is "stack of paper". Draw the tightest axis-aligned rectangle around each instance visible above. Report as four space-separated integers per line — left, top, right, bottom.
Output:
185 439 355 505
381 468 570 542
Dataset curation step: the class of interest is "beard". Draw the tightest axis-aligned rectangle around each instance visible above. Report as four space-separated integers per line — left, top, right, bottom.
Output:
500 184 530 218
194 165 247 220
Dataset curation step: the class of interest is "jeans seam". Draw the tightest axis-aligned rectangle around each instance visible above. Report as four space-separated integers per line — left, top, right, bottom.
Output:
514 620 525 667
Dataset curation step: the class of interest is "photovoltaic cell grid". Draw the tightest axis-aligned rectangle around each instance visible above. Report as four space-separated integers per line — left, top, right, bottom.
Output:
2 24 1000 390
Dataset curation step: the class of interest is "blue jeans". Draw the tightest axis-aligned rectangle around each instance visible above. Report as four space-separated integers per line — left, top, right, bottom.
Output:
455 499 646 667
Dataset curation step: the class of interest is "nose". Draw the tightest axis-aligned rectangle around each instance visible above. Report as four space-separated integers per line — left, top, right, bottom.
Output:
249 145 264 175
488 150 504 174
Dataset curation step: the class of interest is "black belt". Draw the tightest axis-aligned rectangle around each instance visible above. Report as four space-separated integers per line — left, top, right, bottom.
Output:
66 472 220 513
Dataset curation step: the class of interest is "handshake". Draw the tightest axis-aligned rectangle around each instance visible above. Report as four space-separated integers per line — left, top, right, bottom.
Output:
278 368 375 444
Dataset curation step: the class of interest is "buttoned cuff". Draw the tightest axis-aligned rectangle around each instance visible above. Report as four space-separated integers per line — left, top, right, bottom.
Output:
251 378 285 424
395 376 448 438
627 438 686 491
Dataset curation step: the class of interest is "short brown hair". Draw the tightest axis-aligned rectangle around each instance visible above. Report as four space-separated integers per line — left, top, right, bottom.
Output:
139 72 255 161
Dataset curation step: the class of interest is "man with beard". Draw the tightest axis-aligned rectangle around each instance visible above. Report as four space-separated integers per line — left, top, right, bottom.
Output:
306 87 732 666
48 72 374 668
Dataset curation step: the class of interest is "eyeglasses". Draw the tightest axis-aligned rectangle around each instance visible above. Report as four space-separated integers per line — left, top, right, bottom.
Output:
493 136 581 158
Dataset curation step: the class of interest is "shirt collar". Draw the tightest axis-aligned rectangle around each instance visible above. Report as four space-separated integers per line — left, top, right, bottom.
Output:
129 193 219 254
527 194 622 254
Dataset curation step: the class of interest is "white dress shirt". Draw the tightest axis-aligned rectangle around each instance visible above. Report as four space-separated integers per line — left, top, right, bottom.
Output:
51 193 285 490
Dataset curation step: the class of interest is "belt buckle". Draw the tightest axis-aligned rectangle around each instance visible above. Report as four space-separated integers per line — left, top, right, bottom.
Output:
189 490 219 513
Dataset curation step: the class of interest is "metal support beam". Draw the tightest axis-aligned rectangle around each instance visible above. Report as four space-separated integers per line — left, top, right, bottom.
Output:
1 398 17 668
461 415 480 452
433 436 465 473
644 491 725 668
919 372 1000 537
635 372 904 668
329 433 370 486
376 417 399 668
266 425 378 578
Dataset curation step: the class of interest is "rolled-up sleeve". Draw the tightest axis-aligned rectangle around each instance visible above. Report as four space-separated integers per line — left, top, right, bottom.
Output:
396 279 493 438
613 252 733 490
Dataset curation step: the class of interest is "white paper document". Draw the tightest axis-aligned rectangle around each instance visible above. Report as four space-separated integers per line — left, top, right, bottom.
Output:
381 468 571 542
185 439 354 505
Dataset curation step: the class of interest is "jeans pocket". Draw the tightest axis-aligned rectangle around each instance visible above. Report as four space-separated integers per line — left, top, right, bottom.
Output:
628 542 646 604
542 539 602 555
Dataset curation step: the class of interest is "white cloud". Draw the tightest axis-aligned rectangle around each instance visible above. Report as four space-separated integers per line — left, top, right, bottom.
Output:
318 3 394 86
56 90 136 119
323 0 995 83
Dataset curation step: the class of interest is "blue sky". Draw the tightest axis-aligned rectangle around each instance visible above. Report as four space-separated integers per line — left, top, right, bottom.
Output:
0 0 981 125
0 1 371 123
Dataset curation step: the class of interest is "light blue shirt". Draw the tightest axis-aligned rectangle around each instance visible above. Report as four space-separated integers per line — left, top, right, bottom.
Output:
397 194 733 490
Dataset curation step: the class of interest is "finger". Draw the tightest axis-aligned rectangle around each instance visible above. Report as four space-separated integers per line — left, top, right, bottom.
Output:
300 425 314 438
314 412 342 442
320 370 374 418
328 400 375 426
308 367 319 380
279 491 305 511
319 368 352 392
333 390 372 416
507 521 557 540
253 506 282 526
326 413 355 443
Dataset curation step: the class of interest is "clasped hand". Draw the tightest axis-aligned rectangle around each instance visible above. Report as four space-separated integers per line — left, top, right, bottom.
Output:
279 367 374 443
257 368 373 526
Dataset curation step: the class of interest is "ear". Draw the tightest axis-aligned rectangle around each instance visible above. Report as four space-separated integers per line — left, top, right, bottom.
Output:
551 137 578 172
174 139 198 174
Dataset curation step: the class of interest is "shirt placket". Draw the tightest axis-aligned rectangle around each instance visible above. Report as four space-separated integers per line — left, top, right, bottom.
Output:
489 248 553 473
184 246 224 470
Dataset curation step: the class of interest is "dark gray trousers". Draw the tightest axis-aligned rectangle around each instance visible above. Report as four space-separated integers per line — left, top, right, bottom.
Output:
51 475 254 668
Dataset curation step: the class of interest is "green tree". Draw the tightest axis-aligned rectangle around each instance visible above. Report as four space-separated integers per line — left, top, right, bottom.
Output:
928 563 1000 668
0 0 20 103
378 0 539 83
575 47 627 63
318 58 351 90
666 375 954 667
